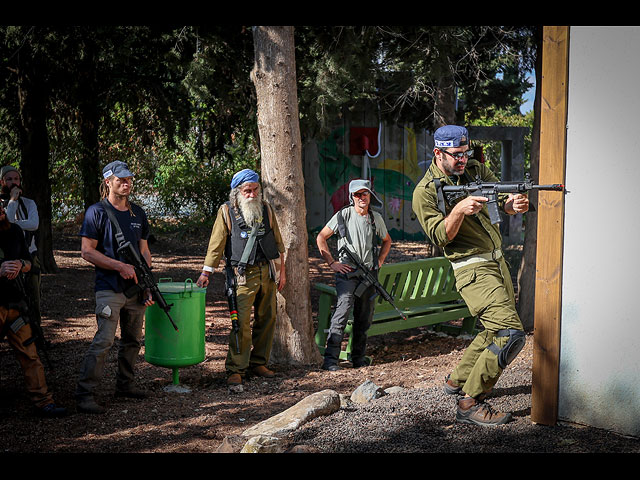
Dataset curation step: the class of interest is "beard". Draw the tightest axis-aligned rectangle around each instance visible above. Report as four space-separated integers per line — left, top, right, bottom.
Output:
233 189 263 227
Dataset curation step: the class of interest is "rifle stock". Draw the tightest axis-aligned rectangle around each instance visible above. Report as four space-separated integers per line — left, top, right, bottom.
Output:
117 241 179 332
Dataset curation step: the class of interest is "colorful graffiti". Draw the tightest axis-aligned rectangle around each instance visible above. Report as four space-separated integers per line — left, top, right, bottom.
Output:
313 124 427 240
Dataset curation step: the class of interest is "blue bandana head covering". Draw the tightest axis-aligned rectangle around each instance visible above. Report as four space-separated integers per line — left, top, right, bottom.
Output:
433 125 469 148
230 169 259 189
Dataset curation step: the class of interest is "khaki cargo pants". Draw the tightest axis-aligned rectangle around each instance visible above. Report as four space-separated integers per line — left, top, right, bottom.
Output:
226 262 277 376
449 256 523 399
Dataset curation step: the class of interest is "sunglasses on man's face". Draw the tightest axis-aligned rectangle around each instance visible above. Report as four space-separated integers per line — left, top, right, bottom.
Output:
442 149 473 160
353 191 370 198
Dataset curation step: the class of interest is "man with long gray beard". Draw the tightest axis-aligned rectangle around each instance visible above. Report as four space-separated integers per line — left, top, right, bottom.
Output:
197 169 286 391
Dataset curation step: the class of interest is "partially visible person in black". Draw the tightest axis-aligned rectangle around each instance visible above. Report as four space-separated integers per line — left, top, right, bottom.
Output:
0 165 43 341
0 202 67 418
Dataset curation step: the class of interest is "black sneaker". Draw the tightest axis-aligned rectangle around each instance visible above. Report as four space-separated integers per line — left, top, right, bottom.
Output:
115 388 149 399
77 397 106 414
38 403 68 418
321 363 341 371
352 357 372 368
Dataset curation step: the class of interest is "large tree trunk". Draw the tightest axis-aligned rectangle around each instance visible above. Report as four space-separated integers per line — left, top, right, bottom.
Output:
517 27 543 331
16 54 58 273
78 98 101 210
251 26 321 365
77 40 101 210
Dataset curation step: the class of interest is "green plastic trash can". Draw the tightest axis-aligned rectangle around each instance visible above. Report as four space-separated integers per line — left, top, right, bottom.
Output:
144 278 207 386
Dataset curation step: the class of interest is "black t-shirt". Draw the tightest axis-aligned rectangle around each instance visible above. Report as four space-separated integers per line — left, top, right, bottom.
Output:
79 199 150 293
0 223 31 306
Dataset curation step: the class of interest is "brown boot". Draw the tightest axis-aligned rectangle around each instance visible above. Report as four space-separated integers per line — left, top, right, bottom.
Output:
227 373 243 386
252 365 275 378
456 397 511 426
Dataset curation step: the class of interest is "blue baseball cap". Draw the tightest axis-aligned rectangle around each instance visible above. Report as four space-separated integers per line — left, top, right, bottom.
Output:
102 161 134 179
231 169 259 189
434 125 469 148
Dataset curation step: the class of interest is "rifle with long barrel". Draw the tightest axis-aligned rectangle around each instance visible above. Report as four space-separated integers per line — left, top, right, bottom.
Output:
338 246 407 321
435 173 565 224
224 263 241 354
117 241 179 332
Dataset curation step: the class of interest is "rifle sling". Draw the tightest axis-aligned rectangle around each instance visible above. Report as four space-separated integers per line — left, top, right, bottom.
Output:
236 224 259 275
100 199 129 250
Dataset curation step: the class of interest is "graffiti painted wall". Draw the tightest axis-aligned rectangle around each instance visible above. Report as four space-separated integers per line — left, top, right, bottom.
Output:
303 113 435 241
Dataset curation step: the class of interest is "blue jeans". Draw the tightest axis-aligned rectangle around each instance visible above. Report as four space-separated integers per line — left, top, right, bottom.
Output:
323 274 376 366
75 290 146 399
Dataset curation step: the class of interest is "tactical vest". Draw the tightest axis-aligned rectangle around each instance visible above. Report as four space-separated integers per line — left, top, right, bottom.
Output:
223 201 280 267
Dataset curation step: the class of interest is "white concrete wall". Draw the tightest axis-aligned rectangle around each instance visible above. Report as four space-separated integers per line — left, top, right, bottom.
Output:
560 26 640 437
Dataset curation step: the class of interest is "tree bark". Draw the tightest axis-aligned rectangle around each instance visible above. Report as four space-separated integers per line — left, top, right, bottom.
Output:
78 98 101 210
16 54 58 273
251 26 322 364
517 27 543 331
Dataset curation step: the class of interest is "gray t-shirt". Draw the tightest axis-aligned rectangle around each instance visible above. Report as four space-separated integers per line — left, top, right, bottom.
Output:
326 206 388 269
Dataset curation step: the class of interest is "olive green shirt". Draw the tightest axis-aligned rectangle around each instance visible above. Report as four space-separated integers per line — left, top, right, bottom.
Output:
202 202 285 272
412 159 509 261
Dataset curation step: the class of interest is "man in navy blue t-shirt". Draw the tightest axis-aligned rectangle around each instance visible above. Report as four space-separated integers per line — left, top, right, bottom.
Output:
75 160 154 414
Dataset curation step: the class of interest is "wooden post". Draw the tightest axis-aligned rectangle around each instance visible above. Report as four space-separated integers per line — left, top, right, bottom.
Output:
531 26 570 425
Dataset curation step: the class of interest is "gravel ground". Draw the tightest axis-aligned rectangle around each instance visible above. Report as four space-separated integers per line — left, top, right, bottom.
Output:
284 338 640 454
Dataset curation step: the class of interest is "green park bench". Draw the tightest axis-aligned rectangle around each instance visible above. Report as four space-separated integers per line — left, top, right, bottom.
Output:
314 256 478 362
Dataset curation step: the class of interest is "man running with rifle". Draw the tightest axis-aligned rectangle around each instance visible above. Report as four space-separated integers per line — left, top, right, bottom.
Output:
316 179 392 371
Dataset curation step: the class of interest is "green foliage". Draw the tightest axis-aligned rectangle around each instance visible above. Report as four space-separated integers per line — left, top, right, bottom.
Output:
467 109 534 179
0 25 536 225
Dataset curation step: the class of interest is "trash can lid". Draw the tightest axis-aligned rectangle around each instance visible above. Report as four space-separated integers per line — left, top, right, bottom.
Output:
157 280 207 294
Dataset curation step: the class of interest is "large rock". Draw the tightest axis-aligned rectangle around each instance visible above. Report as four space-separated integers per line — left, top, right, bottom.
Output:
242 389 341 438
240 435 284 453
350 379 385 404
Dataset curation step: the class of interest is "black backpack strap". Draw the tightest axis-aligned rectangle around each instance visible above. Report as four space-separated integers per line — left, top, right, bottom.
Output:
100 199 127 249
336 206 348 239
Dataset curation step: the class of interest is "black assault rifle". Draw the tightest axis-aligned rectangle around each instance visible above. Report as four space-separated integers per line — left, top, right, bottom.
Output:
117 241 179 332
435 173 565 224
224 262 241 354
338 246 407 321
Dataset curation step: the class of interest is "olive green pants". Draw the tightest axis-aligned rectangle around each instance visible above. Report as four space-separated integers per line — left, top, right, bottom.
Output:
225 263 277 376
449 257 523 398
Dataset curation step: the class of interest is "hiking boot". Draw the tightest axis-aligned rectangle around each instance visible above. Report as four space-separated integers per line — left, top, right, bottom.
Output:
456 397 512 426
227 373 244 393
251 365 275 378
77 397 106 415
115 387 149 399
37 403 68 418
443 374 463 395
